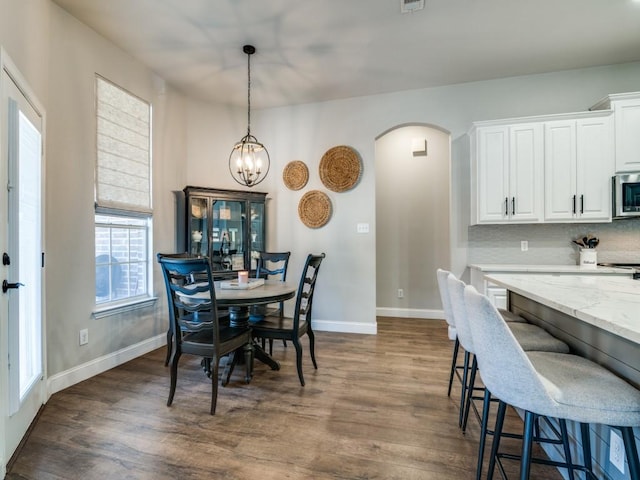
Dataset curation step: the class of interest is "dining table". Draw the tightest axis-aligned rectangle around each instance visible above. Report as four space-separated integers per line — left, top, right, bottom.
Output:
215 280 297 372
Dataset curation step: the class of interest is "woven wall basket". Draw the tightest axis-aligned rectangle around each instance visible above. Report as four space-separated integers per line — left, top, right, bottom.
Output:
298 190 332 228
319 145 362 192
282 160 309 190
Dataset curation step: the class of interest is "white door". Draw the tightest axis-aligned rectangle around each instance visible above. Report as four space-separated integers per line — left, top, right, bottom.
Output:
0 54 45 475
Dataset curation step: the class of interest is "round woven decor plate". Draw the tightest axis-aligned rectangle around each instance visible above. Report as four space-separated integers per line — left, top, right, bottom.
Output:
298 190 332 228
319 145 362 192
282 160 309 190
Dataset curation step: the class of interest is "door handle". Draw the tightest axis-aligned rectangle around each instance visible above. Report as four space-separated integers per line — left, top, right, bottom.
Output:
2 280 24 293
511 197 515 216
580 194 584 214
504 197 508 216
572 195 576 214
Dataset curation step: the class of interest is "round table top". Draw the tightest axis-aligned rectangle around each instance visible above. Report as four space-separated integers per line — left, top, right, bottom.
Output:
214 280 297 306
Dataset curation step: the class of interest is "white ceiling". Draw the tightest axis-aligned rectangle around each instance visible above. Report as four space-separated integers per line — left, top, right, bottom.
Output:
52 0 640 109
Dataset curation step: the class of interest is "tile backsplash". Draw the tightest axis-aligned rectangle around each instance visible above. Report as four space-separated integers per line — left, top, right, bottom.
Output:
468 218 640 265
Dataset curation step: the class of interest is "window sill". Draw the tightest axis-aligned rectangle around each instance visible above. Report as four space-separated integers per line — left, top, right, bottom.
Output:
93 296 157 319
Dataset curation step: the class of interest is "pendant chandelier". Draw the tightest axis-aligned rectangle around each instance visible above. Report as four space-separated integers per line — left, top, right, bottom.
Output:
229 45 270 187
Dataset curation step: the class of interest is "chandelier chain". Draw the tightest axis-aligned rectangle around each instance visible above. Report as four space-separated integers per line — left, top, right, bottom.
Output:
247 50 251 136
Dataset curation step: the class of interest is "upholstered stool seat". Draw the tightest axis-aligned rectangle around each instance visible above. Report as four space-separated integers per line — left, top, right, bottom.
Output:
465 285 640 480
498 308 527 323
507 323 569 354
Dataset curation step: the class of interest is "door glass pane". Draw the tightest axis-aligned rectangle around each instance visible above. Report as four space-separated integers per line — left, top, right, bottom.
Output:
11 108 43 407
212 200 245 272
250 202 265 271
189 197 208 256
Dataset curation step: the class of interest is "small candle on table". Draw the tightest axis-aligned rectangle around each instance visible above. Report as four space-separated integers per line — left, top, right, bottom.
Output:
238 271 249 284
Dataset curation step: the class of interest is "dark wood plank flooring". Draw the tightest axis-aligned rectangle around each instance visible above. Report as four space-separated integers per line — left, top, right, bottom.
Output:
7 317 562 479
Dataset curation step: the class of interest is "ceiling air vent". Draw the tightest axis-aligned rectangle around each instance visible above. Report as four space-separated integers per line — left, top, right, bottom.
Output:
401 0 425 13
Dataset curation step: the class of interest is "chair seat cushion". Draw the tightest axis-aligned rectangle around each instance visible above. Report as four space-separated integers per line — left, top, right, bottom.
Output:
508 323 569 353
527 351 640 426
498 308 527 323
251 315 307 335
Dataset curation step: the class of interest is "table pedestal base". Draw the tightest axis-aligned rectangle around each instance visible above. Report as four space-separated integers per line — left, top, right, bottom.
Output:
224 305 280 375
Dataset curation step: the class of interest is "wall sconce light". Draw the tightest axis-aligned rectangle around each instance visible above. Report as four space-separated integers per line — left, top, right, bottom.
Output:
412 138 428 157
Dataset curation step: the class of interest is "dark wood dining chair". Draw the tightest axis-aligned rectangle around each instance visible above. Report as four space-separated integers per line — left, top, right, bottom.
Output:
158 253 229 368
157 254 253 414
250 253 325 386
253 251 291 353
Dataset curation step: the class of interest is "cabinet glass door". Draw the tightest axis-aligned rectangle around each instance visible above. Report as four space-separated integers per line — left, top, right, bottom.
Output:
212 200 246 272
189 197 209 256
250 202 265 271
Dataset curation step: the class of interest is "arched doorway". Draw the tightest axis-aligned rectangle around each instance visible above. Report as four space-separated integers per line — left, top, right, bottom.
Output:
375 123 451 318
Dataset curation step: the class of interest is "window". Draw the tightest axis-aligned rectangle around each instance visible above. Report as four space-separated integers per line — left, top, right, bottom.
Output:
94 76 153 315
95 214 150 304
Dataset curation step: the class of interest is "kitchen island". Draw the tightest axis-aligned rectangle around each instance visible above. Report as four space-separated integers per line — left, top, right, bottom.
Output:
483 273 640 479
485 273 639 389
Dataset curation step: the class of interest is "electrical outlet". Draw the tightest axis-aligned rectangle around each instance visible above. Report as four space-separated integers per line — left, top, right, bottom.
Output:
397 289 404 299
521 240 528 252
610 429 625 474
356 223 369 234
79 329 89 346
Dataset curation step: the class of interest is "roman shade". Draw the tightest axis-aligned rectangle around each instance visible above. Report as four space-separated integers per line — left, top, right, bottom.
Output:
95 76 151 214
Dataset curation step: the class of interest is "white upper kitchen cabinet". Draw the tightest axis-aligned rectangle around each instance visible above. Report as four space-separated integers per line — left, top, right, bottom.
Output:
471 121 543 224
544 112 614 222
591 92 640 173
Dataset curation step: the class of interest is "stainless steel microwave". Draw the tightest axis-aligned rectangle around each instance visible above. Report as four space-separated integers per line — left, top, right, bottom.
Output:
613 173 640 218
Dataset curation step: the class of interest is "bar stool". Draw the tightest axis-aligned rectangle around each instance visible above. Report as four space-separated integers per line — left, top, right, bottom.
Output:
464 285 640 480
437 269 529 400
446 274 569 429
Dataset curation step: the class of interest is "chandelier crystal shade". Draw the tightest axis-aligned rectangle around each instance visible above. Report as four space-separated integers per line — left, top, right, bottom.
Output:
229 45 270 187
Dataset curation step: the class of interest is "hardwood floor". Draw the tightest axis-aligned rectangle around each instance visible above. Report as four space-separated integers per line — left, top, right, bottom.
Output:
7 318 562 479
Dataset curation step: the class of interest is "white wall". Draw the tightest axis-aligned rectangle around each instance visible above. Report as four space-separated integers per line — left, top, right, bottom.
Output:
249 62 640 322
3 0 640 385
1 1 192 383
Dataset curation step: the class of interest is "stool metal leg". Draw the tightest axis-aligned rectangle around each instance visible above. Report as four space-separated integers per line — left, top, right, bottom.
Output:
462 355 478 433
519 411 536 480
558 419 575 480
580 423 592 476
477 388 492 480
447 337 460 397
487 400 507 480
620 426 640 480
459 350 471 428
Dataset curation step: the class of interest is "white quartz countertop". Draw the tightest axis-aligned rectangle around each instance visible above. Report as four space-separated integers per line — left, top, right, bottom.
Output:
484 273 640 345
470 264 632 274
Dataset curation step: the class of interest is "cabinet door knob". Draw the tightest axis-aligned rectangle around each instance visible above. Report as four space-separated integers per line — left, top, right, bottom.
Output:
511 197 515 216
572 195 577 214
580 194 584 214
504 197 509 216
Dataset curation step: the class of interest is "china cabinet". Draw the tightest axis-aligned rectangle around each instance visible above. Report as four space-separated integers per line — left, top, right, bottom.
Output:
183 186 267 276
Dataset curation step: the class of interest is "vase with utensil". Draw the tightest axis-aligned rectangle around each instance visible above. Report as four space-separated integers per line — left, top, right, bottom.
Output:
573 235 599 269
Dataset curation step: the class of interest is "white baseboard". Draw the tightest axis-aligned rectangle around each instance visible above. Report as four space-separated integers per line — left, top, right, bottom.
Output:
47 334 166 397
312 319 377 335
376 308 445 320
